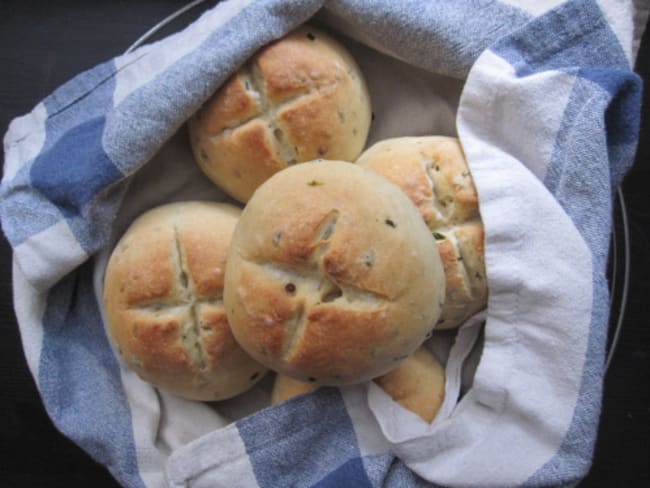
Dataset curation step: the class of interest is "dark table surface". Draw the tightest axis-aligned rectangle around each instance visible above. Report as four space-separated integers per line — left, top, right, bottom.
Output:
1 1 648 487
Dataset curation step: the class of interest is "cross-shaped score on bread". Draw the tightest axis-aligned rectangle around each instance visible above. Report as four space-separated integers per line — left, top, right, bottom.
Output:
238 208 388 371
103 202 267 401
188 26 371 203
224 161 446 386
196 56 326 167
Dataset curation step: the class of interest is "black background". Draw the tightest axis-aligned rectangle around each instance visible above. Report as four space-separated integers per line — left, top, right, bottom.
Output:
0 1 648 486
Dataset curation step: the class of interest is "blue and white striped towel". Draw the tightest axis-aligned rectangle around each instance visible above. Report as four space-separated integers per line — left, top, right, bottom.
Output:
1 1 647 486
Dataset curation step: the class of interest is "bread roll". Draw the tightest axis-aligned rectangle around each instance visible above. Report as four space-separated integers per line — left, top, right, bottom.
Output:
357 137 487 329
188 25 371 203
224 161 445 386
271 373 319 405
103 201 267 401
374 346 445 423
272 346 445 424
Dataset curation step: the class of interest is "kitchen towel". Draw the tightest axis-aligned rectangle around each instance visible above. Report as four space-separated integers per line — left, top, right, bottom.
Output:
1 0 647 486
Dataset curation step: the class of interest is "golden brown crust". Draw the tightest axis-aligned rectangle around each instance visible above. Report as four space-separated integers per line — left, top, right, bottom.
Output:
110 226 178 307
224 161 445 386
197 73 263 135
356 137 488 330
271 346 446 424
455 221 487 304
192 118 287 202
287 305 395 383
374 346 445 424
188 26 372 203
271 374 319 405
103 201 267 401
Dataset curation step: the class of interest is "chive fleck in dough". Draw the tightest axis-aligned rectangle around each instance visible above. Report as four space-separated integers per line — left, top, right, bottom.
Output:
224 161 445 386
357 137 488 330
272 346 446 424
188 25 372 203
103 201 267 401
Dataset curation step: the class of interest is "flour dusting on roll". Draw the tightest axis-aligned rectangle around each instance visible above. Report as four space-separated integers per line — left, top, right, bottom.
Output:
103 201 267 401
224 161 445 386
189 26 372 203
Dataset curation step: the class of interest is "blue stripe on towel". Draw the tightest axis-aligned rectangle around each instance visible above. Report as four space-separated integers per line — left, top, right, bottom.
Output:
579 67 642 187
324 0 532 78
486 1 642 485
0 60 120 248
314 457 373 488
492 0 629 76
38 262 144 488
237 388 372 488
0 165 66 247
103 0 322 176
30 116 122 218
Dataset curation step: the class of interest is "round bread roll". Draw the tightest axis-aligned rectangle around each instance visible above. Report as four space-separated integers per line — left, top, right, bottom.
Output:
188 25 372 203
272 346 446 424
103 201 268 401
374 346 445 423
224 161 445 386
357 136 488 330
271 373 319 405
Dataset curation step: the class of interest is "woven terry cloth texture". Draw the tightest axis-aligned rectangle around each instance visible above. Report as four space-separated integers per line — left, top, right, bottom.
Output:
1 0 647 487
